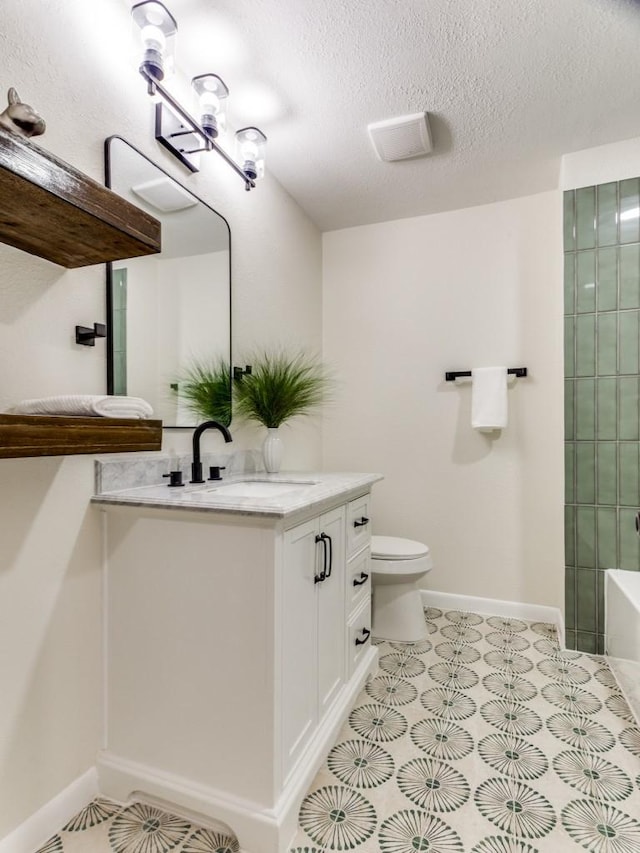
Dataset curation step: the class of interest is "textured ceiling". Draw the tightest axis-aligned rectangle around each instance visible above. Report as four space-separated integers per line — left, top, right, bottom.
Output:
171 0 640 231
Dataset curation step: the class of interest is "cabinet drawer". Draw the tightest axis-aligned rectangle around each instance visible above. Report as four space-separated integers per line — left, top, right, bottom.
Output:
347 549 371 614
346 495 372 558
347 596 372 678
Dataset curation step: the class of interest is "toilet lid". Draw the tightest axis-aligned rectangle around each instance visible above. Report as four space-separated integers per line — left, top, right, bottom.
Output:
371 535 430 560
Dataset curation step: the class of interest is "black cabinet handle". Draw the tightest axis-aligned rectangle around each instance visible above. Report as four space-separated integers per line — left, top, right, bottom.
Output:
315 532 333 581
314 533 326 583
353 572 369 587
324 533 333 578
355 627 371 646
353 516 370 528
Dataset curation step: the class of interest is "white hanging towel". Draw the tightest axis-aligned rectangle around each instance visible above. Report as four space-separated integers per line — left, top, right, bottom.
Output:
471 367 508 431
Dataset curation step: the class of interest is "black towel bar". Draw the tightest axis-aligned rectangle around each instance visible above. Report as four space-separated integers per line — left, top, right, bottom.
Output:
445 367 528 382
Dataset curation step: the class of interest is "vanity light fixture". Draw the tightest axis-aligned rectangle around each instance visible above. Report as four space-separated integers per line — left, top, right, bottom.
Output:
235 127 267 181
131 0 177 90
192 74 228 139
131 0 267 190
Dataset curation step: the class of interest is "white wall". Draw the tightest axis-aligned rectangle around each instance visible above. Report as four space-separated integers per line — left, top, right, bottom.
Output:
322 192 565 611
0 0 321 840
561 135 640 190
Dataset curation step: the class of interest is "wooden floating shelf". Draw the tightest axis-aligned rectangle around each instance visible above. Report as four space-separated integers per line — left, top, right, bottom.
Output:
0 128 161 268
0 414 162 458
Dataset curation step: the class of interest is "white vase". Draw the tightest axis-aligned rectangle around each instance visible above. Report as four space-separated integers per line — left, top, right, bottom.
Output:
262 428 283 473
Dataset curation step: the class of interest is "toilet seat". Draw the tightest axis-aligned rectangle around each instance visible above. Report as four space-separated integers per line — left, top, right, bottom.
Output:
371 535 433 578
372 535 430 561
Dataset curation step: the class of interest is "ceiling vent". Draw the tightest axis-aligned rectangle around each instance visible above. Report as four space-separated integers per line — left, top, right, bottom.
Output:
131 177 198 213
367 112 432 162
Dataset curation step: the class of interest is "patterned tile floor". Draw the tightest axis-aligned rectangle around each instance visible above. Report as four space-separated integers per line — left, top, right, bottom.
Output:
33 608 640 853
289 608 640 853
34 799 240 853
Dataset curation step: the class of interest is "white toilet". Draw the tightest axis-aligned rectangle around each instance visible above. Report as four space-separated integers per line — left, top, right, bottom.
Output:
371 535 434 642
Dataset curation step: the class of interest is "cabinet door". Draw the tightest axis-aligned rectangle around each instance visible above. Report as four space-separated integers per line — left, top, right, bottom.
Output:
281 518 319 779
317 506 346 718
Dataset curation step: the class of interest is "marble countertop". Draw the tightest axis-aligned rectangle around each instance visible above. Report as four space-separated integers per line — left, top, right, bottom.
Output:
91 471 383 519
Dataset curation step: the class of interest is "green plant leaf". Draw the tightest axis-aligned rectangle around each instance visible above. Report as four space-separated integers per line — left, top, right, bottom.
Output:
233 350 332 428
172 358 232 425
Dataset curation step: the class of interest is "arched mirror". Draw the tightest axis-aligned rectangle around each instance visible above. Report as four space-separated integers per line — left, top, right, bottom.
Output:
105 136 231 427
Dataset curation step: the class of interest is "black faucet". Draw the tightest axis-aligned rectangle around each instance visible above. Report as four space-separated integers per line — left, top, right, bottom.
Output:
190 420 233 483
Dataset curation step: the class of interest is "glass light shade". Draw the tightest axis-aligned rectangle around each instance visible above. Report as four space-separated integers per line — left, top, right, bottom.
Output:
131 1 177 81
235 126 267 180
192 74 229 138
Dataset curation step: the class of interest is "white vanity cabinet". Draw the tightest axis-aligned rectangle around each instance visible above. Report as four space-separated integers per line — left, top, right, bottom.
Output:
94 476 379 853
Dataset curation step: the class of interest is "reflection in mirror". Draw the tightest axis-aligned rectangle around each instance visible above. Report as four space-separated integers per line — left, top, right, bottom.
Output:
105 136 231 427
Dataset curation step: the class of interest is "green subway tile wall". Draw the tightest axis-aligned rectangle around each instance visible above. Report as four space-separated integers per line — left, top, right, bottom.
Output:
564 180 640 653
112 268 127 395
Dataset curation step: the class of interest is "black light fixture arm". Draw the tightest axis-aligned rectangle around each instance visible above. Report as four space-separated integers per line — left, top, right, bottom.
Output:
139 66 255 191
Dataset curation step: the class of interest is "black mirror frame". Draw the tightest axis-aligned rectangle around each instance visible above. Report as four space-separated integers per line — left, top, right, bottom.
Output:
104 135 232 429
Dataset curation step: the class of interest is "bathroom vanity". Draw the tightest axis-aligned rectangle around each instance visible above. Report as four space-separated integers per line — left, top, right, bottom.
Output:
92 470 381 853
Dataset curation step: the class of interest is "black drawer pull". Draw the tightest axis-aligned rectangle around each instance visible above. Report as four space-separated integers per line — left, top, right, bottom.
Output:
355 627 371 646
353 572 369 587
353 516 370 528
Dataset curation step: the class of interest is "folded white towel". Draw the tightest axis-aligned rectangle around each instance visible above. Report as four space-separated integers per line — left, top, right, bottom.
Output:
11 395 154 419
471 367 508 431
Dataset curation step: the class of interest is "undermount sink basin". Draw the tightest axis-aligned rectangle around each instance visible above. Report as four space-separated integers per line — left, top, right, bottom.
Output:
190 479 319 499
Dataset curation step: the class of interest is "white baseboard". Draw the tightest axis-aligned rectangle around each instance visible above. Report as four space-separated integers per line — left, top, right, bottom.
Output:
0 767 99 853
421 589 565 647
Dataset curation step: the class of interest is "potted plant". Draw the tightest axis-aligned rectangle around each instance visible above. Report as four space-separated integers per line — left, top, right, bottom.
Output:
233 349 332 472
172 358 232 425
